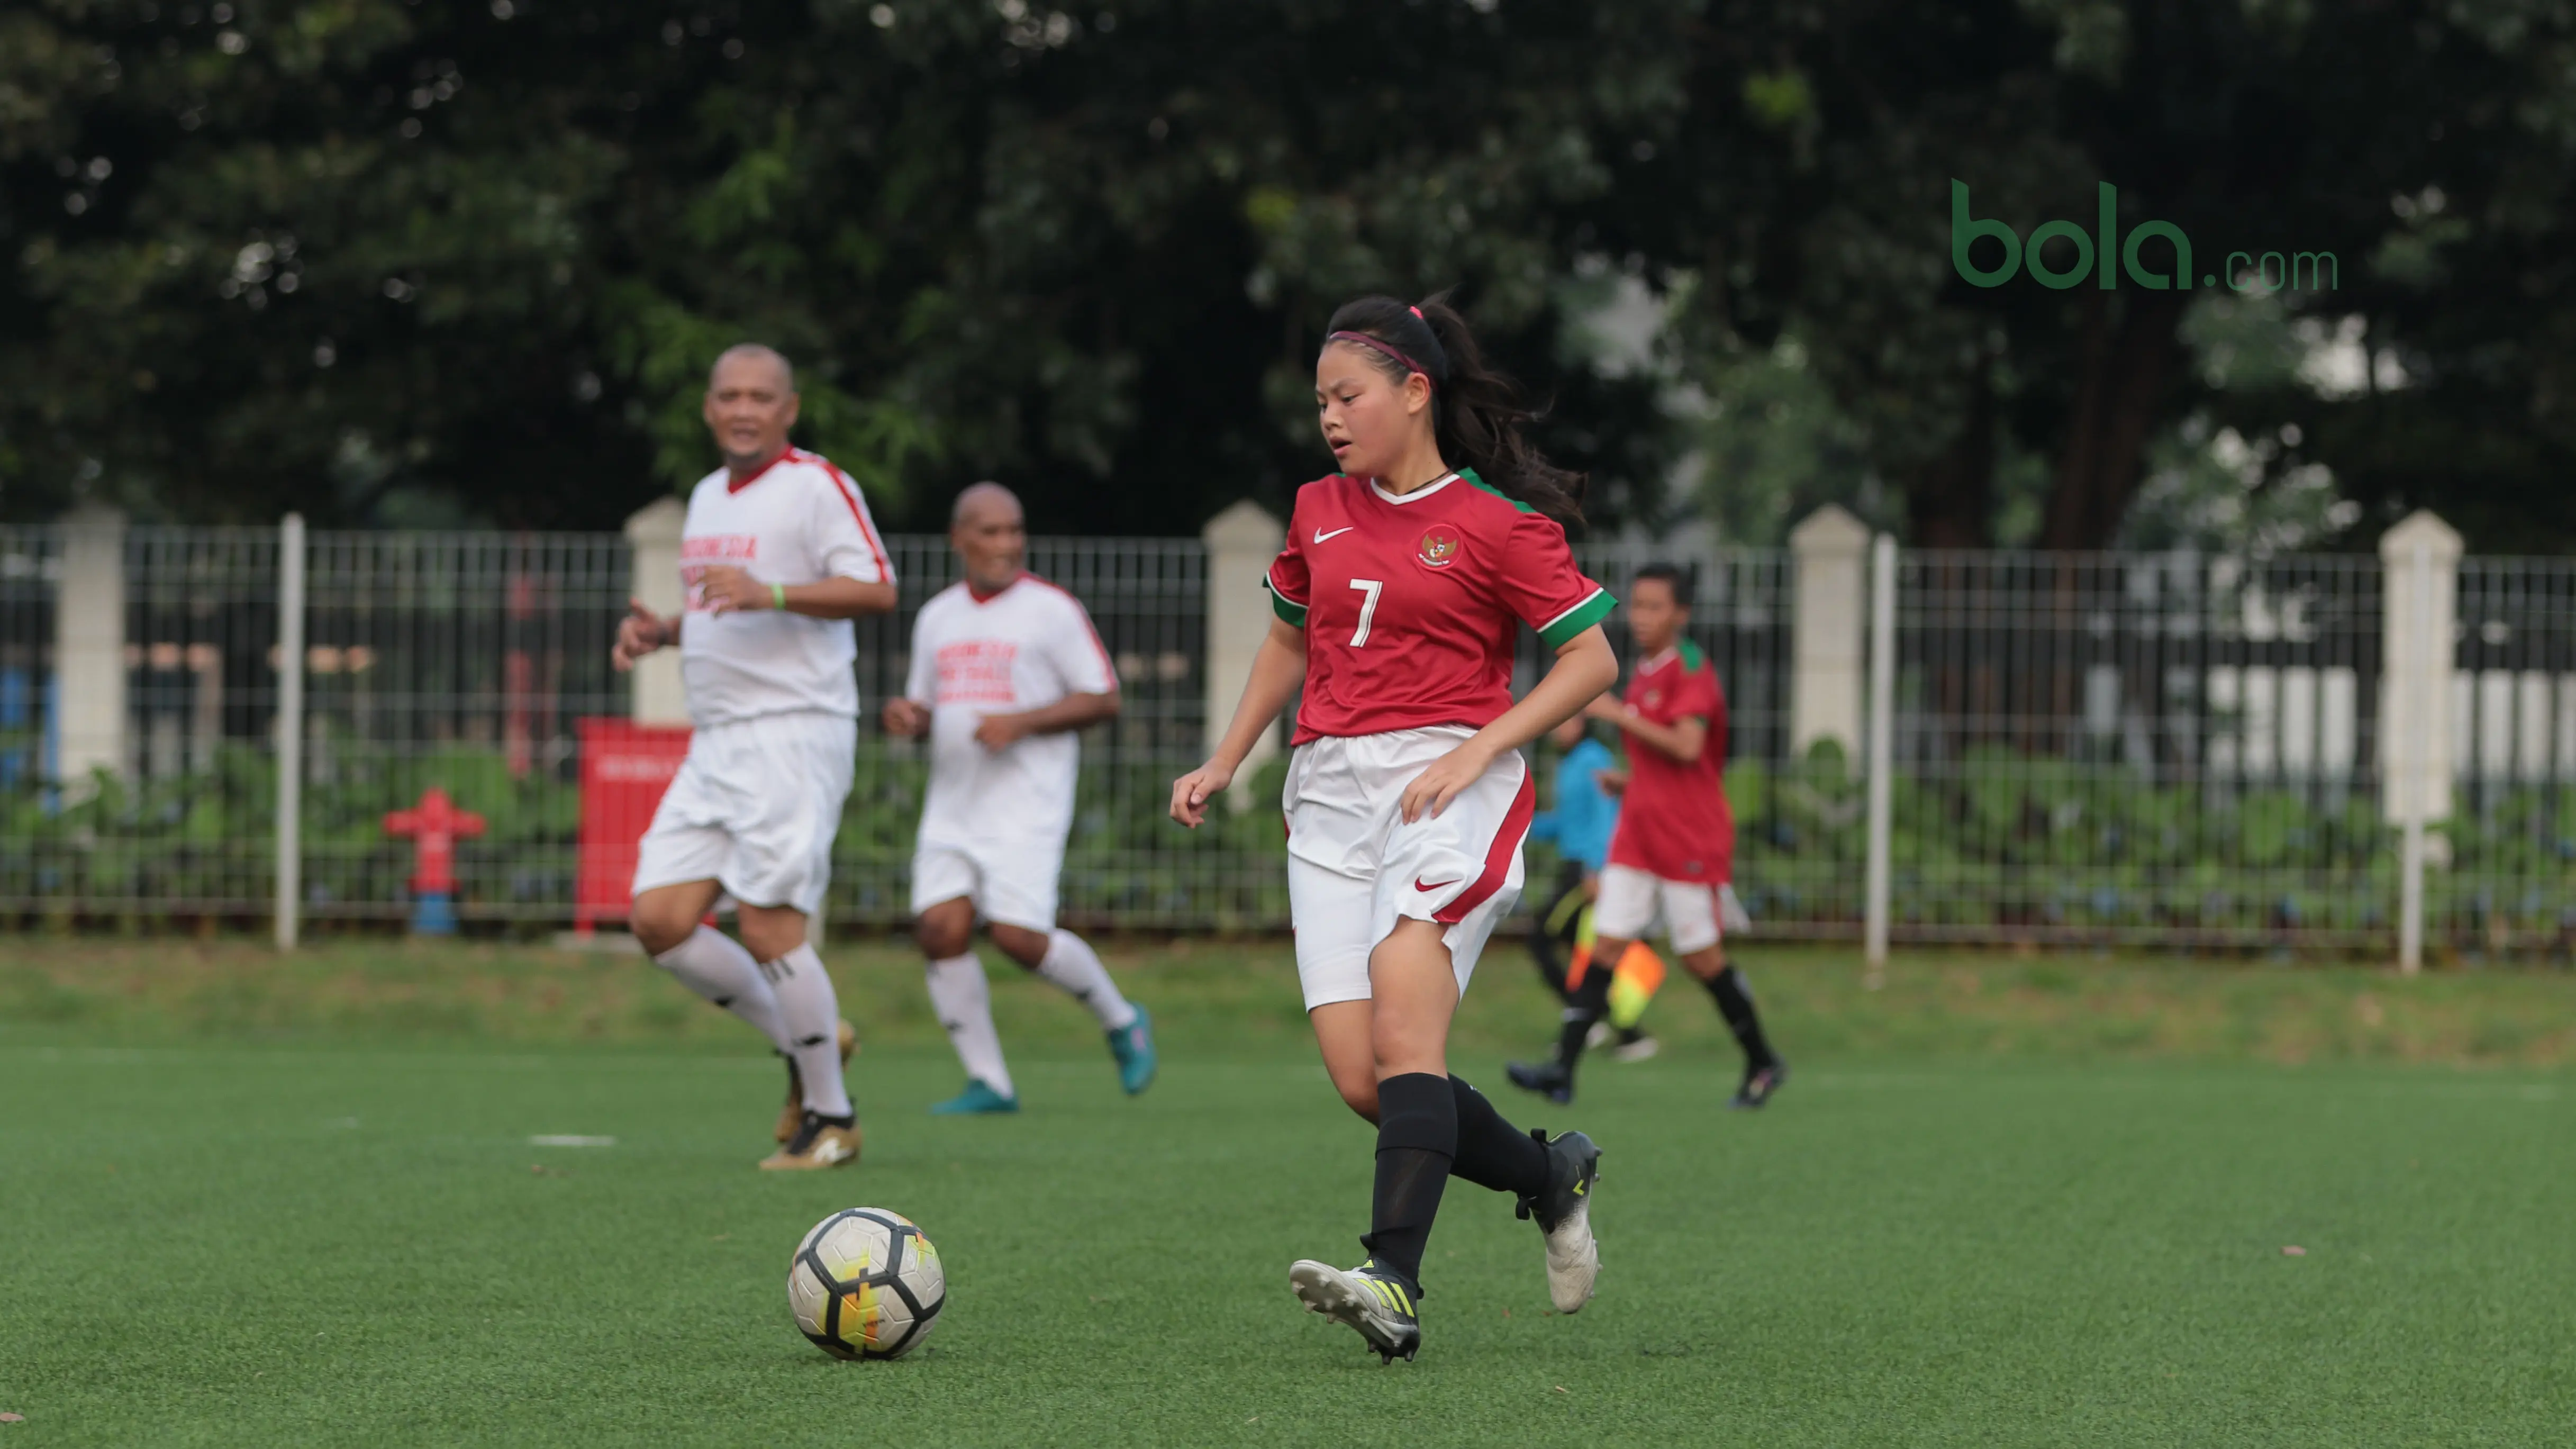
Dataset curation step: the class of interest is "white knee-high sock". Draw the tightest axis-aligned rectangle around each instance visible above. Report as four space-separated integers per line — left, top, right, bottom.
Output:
653 927 791 1052
1033 929 1138 1030
760 944 851 1118
924 953 1014 1098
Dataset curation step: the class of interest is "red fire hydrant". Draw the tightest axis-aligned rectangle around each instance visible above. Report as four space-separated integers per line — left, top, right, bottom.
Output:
383 786 487 935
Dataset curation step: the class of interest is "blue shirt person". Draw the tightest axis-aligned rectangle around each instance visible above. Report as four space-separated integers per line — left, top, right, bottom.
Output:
1529 731 1619 872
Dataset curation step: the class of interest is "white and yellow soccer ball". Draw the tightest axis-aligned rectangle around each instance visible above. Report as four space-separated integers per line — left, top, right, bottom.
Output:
787 1208 946 1361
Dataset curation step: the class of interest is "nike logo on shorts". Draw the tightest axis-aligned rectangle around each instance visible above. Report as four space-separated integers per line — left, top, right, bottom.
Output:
1415 876 1461 892
1312 526 1356 544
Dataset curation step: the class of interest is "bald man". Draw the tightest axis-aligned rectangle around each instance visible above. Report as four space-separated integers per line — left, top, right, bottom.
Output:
614 343 896 1169
881 483 1156 1112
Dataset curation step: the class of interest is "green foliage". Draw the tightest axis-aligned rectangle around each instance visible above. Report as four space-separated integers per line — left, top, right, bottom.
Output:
2 0 1696 533
14 1 2576 550
0 745 277 911
0 736 1286 927
1655 0 2576 549
1681 333 1888 546
10 732 2572 945
1538 734 2576 945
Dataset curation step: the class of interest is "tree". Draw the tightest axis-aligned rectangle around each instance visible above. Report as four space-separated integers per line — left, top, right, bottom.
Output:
1635 0 2576 551
1 0 1699 534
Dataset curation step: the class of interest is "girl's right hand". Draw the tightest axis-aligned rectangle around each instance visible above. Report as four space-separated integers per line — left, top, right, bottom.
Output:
1169 759 1237 828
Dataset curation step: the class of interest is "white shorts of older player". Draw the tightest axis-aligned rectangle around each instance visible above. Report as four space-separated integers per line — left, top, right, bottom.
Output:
1282 725 1534 1011
1591 863 1726 956
632 711 856 918
907 836 1068 934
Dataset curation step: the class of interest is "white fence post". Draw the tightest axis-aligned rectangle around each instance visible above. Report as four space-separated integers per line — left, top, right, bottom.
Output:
2398 537 2430 974
1863 533 1896 983
53 503 128 800
1790 505 1872 763
1201 501 1285 802
275 513 306 949
2379 510 2459 971
625 497 689 726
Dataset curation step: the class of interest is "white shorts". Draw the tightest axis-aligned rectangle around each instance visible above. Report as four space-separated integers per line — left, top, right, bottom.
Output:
1282 727 1534 1011
1594 863 1721 955
909 835 1065 933
632 712 855 918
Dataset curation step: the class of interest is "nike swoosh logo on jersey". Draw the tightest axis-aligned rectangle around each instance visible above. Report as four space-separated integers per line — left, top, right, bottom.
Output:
1415 876 1462 892
1312 526 1356 543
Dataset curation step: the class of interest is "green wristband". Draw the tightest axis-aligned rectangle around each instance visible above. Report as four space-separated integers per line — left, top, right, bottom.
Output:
770 582 787 611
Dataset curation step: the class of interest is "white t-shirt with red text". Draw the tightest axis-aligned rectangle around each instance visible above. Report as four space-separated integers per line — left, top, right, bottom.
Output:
676 449 893 728
903 574 1117 850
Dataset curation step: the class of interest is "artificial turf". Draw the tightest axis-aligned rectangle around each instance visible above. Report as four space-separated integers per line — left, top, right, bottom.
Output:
1 943 2570 1446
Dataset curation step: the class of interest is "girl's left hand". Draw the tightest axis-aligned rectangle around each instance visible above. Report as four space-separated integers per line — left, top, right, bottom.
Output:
1399 742 1496 823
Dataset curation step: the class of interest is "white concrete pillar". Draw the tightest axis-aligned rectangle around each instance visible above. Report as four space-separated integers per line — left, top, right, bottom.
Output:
2379 510 2461 825
624 497 688 726
53 503 128 796
1789 505 1871 761
1202 500 1286 792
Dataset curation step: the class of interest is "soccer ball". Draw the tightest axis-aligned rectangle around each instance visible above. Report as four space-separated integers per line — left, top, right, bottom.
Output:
787 1207 946 1361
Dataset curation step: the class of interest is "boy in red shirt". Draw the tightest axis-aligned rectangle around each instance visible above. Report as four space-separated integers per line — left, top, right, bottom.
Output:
1508 564 1785 1109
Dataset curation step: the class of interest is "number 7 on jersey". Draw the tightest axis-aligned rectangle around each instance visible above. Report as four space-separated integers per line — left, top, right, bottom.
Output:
1347 578 1384 647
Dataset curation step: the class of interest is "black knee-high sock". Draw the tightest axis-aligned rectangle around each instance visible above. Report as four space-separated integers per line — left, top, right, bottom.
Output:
1446 1075 1550 1197
1526 864 1585 1004
1553 967 1612 1072
1527 917 1572 1003
1703 963 1780 1070
1360 1073 1455 1290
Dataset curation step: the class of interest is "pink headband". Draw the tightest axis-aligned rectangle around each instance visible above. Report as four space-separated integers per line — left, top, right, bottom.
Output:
1325 330 1437 387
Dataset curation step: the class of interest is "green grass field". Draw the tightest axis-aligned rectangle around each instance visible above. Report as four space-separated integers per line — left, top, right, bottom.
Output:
2 939 2571 1446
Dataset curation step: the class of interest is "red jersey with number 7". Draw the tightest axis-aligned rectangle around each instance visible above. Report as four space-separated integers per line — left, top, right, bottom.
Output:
1606 640 1734 884
1264 469 1615 745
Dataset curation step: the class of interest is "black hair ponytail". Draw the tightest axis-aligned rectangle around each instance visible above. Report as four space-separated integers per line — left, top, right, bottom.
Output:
1321 290 1588 528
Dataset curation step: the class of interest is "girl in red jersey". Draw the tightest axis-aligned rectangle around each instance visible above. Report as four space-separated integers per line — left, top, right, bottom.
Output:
1171 294 1620 1362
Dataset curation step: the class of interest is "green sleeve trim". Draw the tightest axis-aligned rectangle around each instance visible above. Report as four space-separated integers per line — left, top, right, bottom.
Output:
1537 588 1616 649
1679 638 1706 672
1460 468 1538 513
1264 575 1308 627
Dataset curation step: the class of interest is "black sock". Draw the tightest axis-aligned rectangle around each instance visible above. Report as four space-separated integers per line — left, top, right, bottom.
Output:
1445 1075 1550 1197
1527 921 1571 1002
1703 964 1780 1071
1527 871 1582 1003
1359 1073 1454 1290
1553 967 1612 1071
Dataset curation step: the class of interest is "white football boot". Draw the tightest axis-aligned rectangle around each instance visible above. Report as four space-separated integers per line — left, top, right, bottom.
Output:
1517 1128 1602 1313
1288 1258 1422 1363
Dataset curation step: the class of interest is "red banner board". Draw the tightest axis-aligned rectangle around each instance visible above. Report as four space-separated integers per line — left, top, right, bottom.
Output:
574 717 692 932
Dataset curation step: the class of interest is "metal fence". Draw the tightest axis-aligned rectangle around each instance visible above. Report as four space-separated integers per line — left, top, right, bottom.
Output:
1889 550 2388 946
846 536 1236 930
0 524 1237 933
2450 558 2576 955
1547 543 1826 933
4 519 2572 956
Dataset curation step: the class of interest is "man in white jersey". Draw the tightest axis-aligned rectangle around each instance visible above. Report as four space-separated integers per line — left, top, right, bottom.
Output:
612 343 894 1170
881 482 1157 1113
